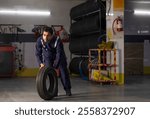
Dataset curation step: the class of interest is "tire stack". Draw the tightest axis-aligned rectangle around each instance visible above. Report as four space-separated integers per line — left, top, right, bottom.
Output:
69 0 106 79
69 57 89 80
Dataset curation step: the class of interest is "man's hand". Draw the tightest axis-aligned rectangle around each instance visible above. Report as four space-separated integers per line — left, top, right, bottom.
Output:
40 63 45 69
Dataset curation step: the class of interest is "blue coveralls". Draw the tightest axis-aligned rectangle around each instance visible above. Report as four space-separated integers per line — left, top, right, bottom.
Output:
35 36 71 92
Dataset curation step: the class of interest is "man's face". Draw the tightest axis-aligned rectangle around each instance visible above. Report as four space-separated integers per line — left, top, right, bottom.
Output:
42 31 53 42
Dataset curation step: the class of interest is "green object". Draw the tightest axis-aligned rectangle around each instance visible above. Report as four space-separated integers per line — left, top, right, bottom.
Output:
98 41 114 49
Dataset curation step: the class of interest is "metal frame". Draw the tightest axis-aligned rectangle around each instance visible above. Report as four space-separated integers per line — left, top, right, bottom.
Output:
88 48 117 84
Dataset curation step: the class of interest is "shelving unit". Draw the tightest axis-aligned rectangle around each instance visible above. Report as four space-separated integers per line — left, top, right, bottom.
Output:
72 9 101 21
69 1 106 79
88 48 117 84
69 1 106 57
70 8 105 39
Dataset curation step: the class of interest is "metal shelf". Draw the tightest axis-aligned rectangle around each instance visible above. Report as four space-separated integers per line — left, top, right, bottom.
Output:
89 48 117 83
89 64 117 67
72 10 101 21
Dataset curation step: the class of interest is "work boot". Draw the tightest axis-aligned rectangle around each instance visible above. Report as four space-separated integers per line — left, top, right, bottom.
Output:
66 90 72 96
54 93 58 97
54 89 58 97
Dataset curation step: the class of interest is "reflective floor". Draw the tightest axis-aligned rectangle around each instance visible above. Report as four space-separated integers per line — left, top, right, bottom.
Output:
0 76 150 102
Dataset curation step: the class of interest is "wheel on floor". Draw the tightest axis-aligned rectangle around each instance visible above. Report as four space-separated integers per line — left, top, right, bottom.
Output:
36 67 58 100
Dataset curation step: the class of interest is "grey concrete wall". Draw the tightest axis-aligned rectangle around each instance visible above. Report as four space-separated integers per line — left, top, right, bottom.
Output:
125 0 150 67
0 0 85 68
144 40 150 66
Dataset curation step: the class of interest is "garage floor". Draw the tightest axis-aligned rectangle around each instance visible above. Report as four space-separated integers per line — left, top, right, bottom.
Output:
0 76 150 102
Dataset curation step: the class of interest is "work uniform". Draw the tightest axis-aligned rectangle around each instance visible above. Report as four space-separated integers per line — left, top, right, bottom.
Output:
35 36 71 93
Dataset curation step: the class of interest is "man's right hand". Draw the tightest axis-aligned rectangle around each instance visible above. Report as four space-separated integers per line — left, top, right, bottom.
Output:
40 63 45 69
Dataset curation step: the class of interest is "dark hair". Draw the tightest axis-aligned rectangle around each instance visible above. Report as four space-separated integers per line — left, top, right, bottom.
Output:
43 27 53 35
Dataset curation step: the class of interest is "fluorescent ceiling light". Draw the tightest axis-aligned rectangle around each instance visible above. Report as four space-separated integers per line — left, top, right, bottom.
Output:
130 1 150 4
0 10 51 16
106 13 114 16
134 10 150 15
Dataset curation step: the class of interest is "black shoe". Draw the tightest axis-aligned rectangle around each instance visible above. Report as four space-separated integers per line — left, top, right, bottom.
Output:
66 90 72 96
54 93 58 97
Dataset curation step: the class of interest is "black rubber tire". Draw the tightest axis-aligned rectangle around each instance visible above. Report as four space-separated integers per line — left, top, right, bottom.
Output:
69 34 100 55
81 58 89 76
69 57 88 77
70 14 100 36
36 67 58 100
69 57 82 74
70 1 100 20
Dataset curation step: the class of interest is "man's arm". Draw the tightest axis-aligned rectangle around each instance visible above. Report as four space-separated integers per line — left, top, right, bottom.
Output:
35 39 44 67
53 39 62 68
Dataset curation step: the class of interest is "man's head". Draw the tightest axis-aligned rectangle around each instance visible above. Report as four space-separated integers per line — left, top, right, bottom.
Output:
42 27 54 42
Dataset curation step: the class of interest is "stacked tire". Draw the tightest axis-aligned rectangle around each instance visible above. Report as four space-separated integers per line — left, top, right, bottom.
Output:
70 0 105 21
69 0 106 78
69 57 88 80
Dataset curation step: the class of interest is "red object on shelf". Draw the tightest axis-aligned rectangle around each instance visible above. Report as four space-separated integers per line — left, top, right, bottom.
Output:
0 46 16 77
0 46 16 52
51 25 69 43
88 48 117 83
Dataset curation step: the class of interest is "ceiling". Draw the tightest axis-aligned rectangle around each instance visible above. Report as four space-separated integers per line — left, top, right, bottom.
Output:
125 0 150 35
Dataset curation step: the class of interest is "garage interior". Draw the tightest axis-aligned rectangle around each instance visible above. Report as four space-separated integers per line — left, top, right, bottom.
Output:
0 0 150 101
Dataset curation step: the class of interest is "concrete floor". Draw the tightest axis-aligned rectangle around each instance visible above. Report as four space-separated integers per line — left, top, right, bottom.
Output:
0 76 150 102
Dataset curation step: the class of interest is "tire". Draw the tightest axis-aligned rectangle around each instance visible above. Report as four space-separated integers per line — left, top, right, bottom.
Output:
81 58 89 76
69 57 82 74
70 1 100 20
70 14 100 36
69 34 100 55
36 67 58 100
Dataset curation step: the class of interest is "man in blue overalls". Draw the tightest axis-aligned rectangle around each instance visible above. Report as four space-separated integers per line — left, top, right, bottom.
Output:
35 27 72 96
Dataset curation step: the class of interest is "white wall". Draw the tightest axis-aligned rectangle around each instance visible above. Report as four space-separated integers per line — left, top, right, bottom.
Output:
0 0 85 32
106 1 124 74
23 42 70 68
0 0 85 68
